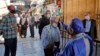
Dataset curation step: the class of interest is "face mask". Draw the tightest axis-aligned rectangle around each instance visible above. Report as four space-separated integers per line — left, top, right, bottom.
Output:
52 23 57 27
14 14 18 17
68 28 74 35
10 10 16 14
85 16 90 20
47 14 51 18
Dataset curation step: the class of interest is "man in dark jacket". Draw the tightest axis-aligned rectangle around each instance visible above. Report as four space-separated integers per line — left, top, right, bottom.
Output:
39 10 50 37
82 12 97 40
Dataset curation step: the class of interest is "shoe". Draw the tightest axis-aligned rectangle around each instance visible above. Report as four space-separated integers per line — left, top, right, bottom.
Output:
30 36 34 38
31 37 34 38
24 36 26 38
21 35 24 38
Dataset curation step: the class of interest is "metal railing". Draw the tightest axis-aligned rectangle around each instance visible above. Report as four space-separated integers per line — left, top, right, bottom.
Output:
95 14 100 56
60 29 69 50
94 40 100 56
60 27 100 56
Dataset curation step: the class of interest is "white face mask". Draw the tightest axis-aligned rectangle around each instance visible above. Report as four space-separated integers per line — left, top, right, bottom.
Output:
52 23 57 27
47 14 51 18
14 14 18 17
85 16 90 20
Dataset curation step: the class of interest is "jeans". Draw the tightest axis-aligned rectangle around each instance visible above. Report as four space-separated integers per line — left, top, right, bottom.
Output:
30 25 34 37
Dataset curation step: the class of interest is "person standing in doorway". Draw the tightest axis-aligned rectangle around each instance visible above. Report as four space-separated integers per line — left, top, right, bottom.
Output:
0 5 18 56
82 12 97 40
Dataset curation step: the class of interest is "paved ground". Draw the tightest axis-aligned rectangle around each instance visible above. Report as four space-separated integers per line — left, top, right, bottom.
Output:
0 37 45 56
0 27 100 56
0 27 45 56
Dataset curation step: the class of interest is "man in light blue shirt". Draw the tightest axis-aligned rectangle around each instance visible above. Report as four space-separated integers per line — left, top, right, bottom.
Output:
41 16 61 56
85 20 91 32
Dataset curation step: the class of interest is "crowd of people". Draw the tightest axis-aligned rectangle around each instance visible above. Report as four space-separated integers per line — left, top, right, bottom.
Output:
0 5 97 56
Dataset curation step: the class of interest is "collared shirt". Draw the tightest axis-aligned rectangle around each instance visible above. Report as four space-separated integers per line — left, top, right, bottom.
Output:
41 25 61 49
85 20 91 32
0 14 17 39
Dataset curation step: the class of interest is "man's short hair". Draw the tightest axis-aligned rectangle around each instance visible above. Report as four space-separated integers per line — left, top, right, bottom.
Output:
7 5 15 10
85 12 91 16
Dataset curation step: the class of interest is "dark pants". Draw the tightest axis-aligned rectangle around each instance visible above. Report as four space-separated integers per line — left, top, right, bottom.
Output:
4 38 17 56
44 47 54 56
30 25 34 37
21 25 27 37
44 42 60 56
39 29 42 38
35 21 39 28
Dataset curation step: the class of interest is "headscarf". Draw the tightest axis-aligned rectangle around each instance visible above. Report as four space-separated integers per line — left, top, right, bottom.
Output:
70 18 84 33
